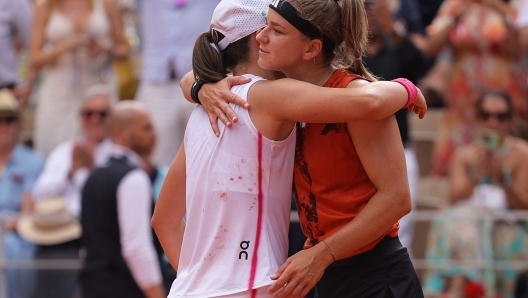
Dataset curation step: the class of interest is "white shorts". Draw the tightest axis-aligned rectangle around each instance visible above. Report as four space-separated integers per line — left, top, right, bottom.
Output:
218 286 273 298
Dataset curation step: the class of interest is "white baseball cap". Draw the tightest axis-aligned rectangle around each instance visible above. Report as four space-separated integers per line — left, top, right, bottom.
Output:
211 0 270 51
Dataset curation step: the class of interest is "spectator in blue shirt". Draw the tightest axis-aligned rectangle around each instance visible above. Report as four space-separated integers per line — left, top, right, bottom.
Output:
0 88 44 298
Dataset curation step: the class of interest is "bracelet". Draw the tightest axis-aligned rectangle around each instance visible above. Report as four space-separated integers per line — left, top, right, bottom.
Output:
391 78 418 108
321 239 335 262
190 79 204 104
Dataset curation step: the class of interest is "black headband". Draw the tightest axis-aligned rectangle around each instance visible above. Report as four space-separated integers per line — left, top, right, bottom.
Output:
269 0 322 39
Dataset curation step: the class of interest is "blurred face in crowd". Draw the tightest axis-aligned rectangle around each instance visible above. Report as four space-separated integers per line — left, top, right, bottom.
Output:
366 1 383 37
476 94 512 137
127 111 157 157
80 94 111 143
0 111 19 148
366 0 393 39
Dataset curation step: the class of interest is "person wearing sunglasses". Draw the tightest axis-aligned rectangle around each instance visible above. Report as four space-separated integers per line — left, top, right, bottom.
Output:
30 84 113 298
0 88 44 298
423 91 528 297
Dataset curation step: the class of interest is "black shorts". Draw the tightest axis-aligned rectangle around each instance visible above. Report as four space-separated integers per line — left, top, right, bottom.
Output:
315 236 424 298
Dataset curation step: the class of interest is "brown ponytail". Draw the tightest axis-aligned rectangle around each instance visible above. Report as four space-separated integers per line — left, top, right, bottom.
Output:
192 31 253 84
288 0 377 81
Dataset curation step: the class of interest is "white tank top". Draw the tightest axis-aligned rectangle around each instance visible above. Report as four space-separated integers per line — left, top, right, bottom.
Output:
168 75 296 297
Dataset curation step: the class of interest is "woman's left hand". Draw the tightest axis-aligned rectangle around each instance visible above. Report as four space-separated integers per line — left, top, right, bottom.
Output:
407 87 427 119
267 243 333 298
199 76 251 136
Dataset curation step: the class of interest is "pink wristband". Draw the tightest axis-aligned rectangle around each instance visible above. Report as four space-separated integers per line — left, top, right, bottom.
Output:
391 78 418 108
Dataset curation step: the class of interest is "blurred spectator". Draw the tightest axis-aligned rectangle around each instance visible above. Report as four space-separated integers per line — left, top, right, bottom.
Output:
424 91 528 298
134 0 218 166
395 0 425 35
80 101 165 298
29 85 112 298
518 0 528 51
0 89 44 298
30 0 129 156
363 0 426 256
420 0 528 176
0 0 37 106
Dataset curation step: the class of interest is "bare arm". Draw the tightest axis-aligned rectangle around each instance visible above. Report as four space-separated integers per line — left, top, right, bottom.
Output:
103 0 130 59
152 143 187 270
182 74 426 136
250 78 426 124
268 116 412 298
419 0 470 57
505 143 528 209
449 147 477 204
419 19 454 57
4 193 34 232
180 71 196 104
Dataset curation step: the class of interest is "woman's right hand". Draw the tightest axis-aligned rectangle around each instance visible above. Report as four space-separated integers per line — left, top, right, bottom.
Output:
199 76 252 136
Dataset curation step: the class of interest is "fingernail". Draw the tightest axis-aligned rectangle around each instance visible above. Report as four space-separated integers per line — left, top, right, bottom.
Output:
227 122 231 127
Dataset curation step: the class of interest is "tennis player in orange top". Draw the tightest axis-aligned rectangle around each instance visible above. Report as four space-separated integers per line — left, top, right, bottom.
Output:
194 0 426 297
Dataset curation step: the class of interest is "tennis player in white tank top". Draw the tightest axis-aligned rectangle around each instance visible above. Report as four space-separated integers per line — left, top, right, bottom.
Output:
152 0 427 297
171 75 295 297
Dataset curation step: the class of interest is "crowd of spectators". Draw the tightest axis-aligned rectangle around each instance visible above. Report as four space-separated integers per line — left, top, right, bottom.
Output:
0 0 527 297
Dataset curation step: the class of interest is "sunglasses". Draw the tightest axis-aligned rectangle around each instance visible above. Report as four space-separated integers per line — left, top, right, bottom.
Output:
81 110 108 119
0 116 18 125
478 111 511 122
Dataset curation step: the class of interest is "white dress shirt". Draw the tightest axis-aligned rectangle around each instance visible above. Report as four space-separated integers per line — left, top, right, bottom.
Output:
108 143 162 290
32 138 113 217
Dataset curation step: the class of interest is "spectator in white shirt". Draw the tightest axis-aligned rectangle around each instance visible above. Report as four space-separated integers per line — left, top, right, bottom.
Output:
30 84 113 298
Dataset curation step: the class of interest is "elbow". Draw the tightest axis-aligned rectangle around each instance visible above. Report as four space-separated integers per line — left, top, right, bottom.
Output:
395 188 412 218
151 215 161 233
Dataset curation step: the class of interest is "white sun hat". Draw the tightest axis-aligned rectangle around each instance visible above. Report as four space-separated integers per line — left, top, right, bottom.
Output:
211 0 270 51
17 198 82 245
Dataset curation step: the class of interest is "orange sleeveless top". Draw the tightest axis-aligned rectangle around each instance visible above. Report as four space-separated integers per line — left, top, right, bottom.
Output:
293 70 399 259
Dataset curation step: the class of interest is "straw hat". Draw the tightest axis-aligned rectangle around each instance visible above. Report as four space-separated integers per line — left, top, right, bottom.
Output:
0 88 20 114
17 198 82 245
